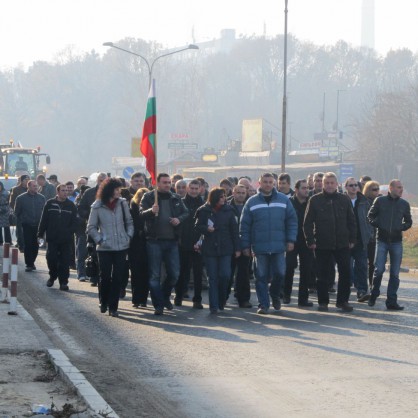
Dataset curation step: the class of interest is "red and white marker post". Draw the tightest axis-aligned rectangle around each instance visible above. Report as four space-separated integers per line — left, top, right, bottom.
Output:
1 243 10 303
8 248 18 315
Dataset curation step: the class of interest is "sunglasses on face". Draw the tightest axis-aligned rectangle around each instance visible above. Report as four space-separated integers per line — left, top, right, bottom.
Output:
371 188 379 191
347 184 358 187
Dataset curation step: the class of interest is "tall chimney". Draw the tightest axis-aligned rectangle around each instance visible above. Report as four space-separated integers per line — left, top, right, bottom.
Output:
361 0 375 49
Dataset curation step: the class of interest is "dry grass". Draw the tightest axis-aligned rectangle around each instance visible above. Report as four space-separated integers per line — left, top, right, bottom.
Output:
403 227 418 267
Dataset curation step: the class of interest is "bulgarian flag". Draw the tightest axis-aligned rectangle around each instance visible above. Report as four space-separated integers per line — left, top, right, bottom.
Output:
141 79 157 185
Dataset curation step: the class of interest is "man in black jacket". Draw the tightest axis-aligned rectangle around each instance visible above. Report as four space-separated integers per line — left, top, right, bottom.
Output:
38 184 77 291
367 179 412 310
15 180 45 271
283 179 313 307
303 172 357 312
140 173 189 315
174 179 204 308
228 184 252 308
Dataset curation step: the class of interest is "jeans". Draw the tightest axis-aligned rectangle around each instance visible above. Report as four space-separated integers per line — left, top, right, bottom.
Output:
351 243 369 294
253 253 285 310
146 240 180 310
97 250 127 311
371 240 403 305
284 244 313 303
176 248 203 303
204 255 231 311
315 248 351 305
76 233 87 278
367 241 376 287
46 241 72 285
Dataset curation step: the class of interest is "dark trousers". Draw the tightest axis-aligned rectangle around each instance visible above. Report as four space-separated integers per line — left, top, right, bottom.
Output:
129 243 149 305
284 244 313 303
176 248 203 303
98 250 127 312
0 227 12 244
22 224 39 267
230 254 251 304
16 218 24 250
315 247 351 305
46 241 72 285
367 240 376 287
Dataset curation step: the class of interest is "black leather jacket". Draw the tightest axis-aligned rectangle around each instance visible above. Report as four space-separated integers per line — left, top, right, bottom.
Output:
367 193 412 243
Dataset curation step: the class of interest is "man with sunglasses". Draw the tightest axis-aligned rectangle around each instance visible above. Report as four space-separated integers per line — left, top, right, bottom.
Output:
367 179 412 310
344 177 373 302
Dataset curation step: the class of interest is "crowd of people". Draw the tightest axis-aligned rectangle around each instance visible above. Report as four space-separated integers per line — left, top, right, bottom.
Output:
2 169 413 317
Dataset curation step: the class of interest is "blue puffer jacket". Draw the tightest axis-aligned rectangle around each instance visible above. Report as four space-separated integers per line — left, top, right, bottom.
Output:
240 188 298 254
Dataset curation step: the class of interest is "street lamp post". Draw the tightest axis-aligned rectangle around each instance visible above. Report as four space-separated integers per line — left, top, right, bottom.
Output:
103 42 199 88
281 0 289 173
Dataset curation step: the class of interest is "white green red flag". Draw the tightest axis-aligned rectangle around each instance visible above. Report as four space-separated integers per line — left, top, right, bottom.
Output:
141 79 156 185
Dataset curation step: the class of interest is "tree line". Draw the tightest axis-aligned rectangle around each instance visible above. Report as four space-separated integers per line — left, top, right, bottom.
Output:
0 35 417 189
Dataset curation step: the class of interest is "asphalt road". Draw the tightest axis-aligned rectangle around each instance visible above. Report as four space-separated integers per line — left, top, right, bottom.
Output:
18 252 418 418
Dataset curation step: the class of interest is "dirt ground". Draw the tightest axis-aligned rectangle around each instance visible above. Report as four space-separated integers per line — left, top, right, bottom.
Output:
0 351 86 418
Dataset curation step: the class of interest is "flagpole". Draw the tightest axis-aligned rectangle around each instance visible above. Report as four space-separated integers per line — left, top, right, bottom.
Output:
151 79 158 211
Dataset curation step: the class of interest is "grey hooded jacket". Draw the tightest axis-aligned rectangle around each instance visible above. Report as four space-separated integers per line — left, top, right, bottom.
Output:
87 198 134 251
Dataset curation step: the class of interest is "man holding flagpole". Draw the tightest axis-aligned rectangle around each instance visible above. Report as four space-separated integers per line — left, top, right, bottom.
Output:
139 80 189 315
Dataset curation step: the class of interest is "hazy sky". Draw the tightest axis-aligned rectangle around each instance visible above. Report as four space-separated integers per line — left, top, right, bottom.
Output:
1 0 417 69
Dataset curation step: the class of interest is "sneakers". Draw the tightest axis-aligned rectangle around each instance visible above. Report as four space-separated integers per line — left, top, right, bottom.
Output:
386 303 404 311
193 302 204 309
368 296 377 307
336 302 353 312
59 284 69 291
257 307 268 315
272 299 281 311
78 276 87 282
357 292 371 302
46 278 55 287
318 304 329 312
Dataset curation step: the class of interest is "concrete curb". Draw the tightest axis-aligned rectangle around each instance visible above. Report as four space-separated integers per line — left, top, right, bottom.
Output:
47 348 119 418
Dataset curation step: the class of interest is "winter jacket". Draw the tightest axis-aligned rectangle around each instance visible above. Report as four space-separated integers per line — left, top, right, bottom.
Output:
289 195 309 248
78 186 99 221
38 198 77 243
240 188 298 254
9 184 27 210
303 191 356 250
347 192 373 248
179 194 203 250
39 182 56 202
87 198 134 251
195 203 239 257
14 192 45 226
140 190 189 240
367 193 412 243
0 190 10 227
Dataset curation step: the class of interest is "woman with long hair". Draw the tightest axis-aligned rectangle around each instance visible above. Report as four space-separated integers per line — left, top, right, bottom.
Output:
195 187 240 314
87 178 134 317
0 182 12 245
363 180 381 287
130 187 150 308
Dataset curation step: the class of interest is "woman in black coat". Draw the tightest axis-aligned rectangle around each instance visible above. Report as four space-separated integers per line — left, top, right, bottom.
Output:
195 188 240 314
